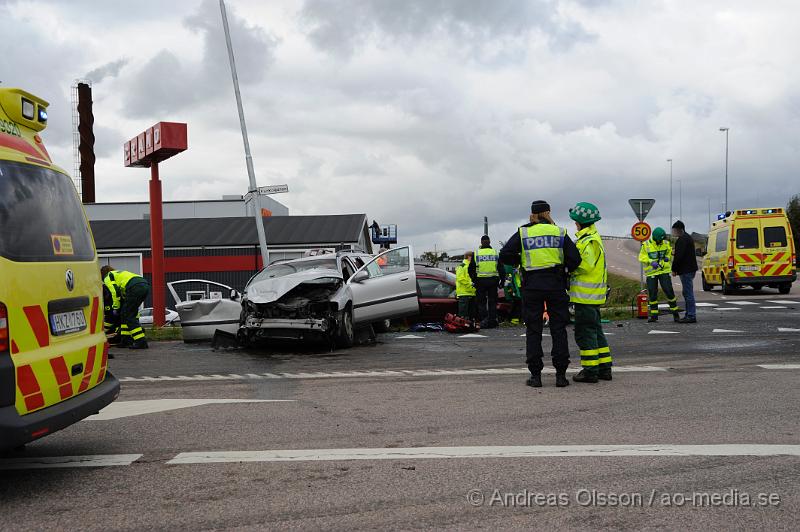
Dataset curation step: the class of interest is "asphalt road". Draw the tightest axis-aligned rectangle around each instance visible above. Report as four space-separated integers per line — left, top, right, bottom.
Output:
1 294 799 530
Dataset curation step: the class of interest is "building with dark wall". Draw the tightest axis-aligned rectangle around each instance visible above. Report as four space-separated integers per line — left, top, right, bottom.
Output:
90 214 373 306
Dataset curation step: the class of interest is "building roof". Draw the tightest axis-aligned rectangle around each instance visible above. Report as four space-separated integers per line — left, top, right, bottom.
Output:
91 214 368 249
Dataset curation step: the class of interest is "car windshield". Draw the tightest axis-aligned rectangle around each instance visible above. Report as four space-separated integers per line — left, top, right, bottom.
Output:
250 258 339 283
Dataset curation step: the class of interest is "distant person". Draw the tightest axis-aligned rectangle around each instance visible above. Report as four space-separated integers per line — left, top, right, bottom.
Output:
469 235 505 328
639 227 679 323
567 202 612 383
671 220 698 323
456 252 477 320
101 265 150 349
500 200 581 388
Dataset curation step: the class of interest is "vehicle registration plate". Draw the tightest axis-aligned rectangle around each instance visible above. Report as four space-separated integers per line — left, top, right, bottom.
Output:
738 265 759 272
49 310 87 336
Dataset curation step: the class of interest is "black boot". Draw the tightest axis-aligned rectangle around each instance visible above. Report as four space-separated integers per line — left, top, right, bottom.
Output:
572 370 598 383
647 316 658 323
129 339 149 350
555 371 570 387
673 312 681 323
526 373 542 388
598 368 612 381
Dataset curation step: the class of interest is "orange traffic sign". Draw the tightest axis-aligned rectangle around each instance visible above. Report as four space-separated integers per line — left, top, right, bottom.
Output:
631 221 651 242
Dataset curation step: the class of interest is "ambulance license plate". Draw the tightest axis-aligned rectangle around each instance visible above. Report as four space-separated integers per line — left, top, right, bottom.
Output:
738 265 759 272
49 310 87 336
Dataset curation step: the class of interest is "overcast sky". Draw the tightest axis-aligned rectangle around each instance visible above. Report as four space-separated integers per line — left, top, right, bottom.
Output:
3 0 799 254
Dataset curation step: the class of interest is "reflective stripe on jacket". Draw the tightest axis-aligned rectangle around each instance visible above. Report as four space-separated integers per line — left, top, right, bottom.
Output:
569 224 608 305
638 239 672 277
103 270 146 309
475 247 499 278
456 260 476 297
519 224 566 271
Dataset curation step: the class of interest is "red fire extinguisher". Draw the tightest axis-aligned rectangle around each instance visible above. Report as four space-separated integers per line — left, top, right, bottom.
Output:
634 290 649 319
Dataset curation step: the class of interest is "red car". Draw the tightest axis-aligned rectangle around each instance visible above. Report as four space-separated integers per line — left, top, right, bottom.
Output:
414 264 509 322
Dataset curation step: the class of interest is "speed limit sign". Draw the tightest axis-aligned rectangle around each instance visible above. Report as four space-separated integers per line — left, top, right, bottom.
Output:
631 221 651 242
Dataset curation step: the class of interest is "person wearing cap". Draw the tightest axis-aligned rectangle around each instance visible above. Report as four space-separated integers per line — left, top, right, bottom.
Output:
639 227 680 323
456 251 477 320
500 200 581 388
568 202 612 383
468 235 505 328
671 220 698 323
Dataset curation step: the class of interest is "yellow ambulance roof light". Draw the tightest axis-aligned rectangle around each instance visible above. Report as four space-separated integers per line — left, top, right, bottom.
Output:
0 87 49 132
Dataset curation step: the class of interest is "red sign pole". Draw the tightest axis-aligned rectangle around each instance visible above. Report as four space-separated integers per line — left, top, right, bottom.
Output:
149 162 165 328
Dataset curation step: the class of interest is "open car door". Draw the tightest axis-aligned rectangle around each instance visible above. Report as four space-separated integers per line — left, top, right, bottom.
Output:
347 246 418 325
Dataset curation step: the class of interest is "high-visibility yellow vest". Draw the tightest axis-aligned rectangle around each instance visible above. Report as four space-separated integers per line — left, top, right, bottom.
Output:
569 224 608 305
475 247 499 278
519 224 566 271
456 260 476 297
103 270 145 309
638 239 672 277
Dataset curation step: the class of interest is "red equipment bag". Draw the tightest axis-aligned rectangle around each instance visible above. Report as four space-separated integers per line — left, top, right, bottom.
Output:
444 313 480 333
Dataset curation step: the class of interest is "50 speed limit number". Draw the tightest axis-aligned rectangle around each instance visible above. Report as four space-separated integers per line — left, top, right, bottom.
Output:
631 222 651 242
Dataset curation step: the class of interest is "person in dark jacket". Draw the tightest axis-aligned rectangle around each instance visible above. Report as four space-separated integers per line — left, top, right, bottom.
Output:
500 200 582 388
671 220 699 323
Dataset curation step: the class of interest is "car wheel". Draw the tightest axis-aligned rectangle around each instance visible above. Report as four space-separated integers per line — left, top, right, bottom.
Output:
721 277 733 295
373 319 391 333
701 274 711 292
779 283 791 295
336 306 354 348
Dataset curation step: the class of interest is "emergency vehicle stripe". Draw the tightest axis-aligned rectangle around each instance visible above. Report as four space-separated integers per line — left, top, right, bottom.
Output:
49 357 73 400
16 365 45 411
11 340 19 355
78 346 97 393
89 296 99 334
772 263 789 276
98 343 109 382
23 305 50 348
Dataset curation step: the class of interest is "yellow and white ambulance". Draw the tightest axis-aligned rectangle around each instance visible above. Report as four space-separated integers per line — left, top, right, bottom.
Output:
0 87 119 450
701 208 796 295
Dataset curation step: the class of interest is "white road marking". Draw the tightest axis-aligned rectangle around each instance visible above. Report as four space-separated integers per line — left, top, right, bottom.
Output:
712 329 744 333
758 364 800 370
520 333 550 337
87 399 293 420
0 454 142 470
648 330 680 335
729 301 758 306
714 308 742 311
458 333 487 338
119 366 667 383
695 302 719 307
167 444 800 465
768 300 800 305
396 335 424 339
760 306 787 310
777 328 800 333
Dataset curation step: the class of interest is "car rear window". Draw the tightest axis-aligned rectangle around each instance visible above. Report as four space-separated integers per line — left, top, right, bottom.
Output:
0 160 94 262
763 226 787 248
735 228 758 249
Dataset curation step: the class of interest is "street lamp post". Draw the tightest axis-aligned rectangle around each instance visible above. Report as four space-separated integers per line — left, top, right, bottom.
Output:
719 127 729 212
667 158 673 225
678 179 682 220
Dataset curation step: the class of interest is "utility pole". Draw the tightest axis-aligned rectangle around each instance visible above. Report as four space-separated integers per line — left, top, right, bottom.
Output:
220 0 269 267
720 127 729 212
667 159 673 226
678 179 682 220
483 216 488 236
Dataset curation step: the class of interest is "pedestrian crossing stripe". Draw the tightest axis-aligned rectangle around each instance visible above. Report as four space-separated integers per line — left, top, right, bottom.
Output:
729 301 758 305
695 302 719 307
768 300 800 305
396 335 424 339
459 334 487 338
777 328 800 333
712 329 744 333
647 330 680 335
714 308 741 311
760 306 787 309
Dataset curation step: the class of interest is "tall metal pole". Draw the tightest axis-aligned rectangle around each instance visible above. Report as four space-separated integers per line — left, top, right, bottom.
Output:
678 179 682 220
220 0 269 267
483 216 488 236
639 203 644 290
720 127 729 212
707 198 711 228
149 162 165 328
667 159 673 225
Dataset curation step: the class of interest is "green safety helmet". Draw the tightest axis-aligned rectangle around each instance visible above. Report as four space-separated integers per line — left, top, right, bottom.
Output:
652 227 666 242
568 202 601 224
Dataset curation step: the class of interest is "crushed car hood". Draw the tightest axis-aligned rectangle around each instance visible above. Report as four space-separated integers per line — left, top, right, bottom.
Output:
245 268 344 304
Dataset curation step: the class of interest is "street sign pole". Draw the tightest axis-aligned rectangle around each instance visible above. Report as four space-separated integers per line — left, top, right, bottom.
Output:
628 199 656 289
220 0 269 268
639 203 644 289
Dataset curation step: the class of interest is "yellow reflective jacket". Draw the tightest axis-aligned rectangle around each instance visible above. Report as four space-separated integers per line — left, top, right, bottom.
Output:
639 239 672 277
456 260 476 297
569 224 607 305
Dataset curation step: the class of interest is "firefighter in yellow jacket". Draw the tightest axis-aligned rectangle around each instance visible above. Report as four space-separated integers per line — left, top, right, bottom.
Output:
638 227 680 323
101 265 151 349
568 202 612 383
455 252 477 320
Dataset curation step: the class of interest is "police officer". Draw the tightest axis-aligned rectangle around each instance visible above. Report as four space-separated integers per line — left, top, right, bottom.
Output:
500 200 581 388
469 235 505 328
101 265 150 349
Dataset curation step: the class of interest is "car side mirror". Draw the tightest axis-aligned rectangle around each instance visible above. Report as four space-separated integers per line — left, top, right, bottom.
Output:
351 271 369 283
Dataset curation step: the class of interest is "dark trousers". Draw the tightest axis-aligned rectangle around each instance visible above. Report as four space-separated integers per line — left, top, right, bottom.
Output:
573 303 612 376
646 274 677 317
523 289 570 374
121 281 150 343
476 277 499 324
457 296 476 320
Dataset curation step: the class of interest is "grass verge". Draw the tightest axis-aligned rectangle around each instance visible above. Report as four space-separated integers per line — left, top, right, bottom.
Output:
145 326 183 342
